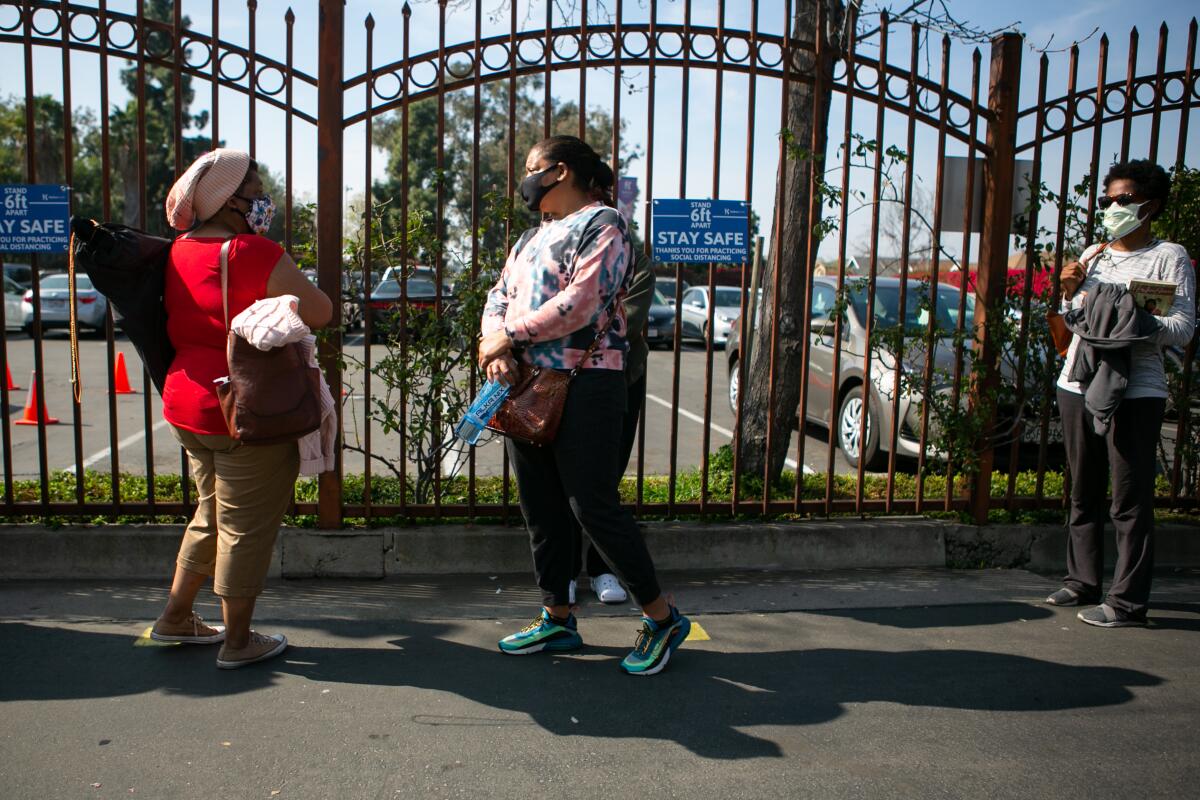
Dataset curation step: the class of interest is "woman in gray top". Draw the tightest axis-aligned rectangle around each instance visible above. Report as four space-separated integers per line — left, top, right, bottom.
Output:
1046 160 1196 627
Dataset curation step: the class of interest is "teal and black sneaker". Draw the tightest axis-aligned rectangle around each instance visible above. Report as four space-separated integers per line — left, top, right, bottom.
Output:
619 607 691 676
498 609 583 655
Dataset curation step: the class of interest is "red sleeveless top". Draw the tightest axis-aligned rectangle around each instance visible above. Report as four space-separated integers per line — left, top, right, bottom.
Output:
162 235 284 434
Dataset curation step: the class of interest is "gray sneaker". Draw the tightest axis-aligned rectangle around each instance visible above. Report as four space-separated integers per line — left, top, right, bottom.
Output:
216 631 289 669
1045 587 1096 607
1077 604 1147 628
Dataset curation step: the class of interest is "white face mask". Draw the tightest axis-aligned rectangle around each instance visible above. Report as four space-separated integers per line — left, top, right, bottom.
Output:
1101 198 1149 240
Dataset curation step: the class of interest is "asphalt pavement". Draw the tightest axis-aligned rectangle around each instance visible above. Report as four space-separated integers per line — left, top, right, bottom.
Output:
2 567 1199 799
1 331 855 481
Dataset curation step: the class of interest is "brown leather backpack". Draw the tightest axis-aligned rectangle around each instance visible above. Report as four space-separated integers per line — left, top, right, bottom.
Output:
213 240 322 445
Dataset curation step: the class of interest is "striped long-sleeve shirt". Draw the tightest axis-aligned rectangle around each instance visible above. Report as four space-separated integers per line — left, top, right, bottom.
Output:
1057 239 1196 399
482 202 633 371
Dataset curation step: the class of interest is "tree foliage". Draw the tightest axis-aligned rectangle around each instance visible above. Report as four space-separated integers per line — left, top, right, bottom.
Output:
369 71 637 262
0 0 298 258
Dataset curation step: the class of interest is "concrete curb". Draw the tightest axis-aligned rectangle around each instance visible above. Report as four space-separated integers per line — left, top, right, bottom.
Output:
0 520 1195 580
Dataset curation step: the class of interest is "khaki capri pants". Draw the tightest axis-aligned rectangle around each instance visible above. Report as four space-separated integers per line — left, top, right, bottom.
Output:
170 426 300 598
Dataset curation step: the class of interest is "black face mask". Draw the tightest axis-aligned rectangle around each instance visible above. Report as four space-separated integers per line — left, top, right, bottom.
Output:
519 165 561 213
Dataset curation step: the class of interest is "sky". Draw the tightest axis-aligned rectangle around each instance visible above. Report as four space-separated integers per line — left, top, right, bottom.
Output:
1 0 1196 264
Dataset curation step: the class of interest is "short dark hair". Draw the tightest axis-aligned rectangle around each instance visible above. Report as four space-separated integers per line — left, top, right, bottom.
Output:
1103 159 1171 219
532 135 615 207
240 158 260 190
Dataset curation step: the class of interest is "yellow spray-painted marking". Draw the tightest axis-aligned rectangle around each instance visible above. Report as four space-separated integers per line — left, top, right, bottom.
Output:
685 622 710 642
134 626 178 647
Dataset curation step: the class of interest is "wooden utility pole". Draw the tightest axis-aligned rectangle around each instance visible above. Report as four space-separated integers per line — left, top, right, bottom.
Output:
317 0 345 528
970 32 1022 524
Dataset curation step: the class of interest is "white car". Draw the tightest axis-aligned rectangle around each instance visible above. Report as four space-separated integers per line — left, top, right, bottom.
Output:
21 273 108 335
4 276 24 330
678 286 753 346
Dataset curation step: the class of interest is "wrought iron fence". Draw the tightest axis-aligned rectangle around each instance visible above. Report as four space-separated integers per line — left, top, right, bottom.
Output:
0 0 1195 525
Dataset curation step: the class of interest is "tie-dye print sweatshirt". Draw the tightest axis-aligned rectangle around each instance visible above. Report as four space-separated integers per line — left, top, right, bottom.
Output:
482 202 632 371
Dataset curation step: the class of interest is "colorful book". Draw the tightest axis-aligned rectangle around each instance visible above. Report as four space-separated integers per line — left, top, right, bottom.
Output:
1127 278 1177 315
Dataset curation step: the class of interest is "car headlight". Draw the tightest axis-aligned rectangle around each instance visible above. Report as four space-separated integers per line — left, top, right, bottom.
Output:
717 314 735 324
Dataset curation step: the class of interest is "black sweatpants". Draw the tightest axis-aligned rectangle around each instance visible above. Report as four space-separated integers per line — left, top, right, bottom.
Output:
571 373 647 579
1057 388 1165 617
507 369 661 608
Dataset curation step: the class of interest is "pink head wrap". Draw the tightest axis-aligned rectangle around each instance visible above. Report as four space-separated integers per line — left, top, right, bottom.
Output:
164 148 252 230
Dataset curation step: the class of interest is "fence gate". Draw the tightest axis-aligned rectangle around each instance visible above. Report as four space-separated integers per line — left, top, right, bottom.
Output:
0 1 1194 526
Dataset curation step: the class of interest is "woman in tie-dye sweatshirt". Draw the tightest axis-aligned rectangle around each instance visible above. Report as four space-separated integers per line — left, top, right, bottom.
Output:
477 135 690 676
480 195 632 371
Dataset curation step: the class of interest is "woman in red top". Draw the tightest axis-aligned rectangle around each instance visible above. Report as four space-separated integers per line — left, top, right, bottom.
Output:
149 149 331 669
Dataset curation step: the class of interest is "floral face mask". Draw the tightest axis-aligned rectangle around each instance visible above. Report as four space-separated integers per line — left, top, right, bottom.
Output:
236 193 276 236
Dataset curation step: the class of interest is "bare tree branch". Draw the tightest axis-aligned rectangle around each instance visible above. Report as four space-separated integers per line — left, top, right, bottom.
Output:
342 443 407 484
856 0 1020 45
1027 26 1101 54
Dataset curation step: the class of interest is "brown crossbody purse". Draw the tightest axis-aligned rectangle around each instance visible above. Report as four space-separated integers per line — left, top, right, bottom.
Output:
485 297 620 447
1046 242 1108 357
214 240 323 445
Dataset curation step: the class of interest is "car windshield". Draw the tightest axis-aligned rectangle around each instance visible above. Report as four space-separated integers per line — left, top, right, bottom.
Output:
375 277 437 297
652 289 670 306
713 288 744 308
850 283 975 334
40 274 92 291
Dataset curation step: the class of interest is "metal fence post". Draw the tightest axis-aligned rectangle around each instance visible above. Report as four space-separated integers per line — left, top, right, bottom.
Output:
970 32 1022 525
317 0 345 528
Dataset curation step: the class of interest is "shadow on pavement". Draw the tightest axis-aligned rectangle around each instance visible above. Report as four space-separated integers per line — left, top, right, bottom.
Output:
1145 602 1200 632
807 602 1056 628
0 619 1163 760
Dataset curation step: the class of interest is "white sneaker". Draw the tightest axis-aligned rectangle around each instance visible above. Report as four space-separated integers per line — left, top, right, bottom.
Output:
590 573 627 604
568 580 577 605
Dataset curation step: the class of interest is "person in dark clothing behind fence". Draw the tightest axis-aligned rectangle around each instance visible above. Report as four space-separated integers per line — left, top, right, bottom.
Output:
1047 160 1196 627
568 247 654 605
477 135 691 675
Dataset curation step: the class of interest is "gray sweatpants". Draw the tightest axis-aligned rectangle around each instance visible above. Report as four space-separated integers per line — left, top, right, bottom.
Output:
1057 388 1165 617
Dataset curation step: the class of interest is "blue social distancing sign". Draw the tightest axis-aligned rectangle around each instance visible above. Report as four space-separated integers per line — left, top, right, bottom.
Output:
0 184 71 253
651 199 749 264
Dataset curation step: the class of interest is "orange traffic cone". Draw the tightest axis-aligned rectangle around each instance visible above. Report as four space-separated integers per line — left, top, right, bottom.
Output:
14 371 59 425
4 362 18 391
113 352 135 395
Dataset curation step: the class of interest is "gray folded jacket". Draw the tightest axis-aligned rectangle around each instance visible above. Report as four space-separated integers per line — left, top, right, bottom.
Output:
1064 282 1161 435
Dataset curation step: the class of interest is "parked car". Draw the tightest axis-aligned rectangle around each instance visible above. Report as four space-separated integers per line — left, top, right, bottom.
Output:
380 265 443 286
644 289 676 350
366 275 448 343
726 276 1063 470
4 275 24 330
21 273 108 335
678 285 750 346
4 262 32 289
303 270 368 331
654 276 689 303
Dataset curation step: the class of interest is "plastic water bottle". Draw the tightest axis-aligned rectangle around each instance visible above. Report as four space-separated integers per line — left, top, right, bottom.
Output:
454 379 511 445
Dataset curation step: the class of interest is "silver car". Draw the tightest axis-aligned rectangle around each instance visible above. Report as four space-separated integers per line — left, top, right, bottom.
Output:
727 276 1061 470
4 276 24 330
678 285 747 346
21 273 108 335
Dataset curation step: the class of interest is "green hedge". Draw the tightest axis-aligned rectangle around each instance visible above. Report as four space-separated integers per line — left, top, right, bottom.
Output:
6 446 1195 528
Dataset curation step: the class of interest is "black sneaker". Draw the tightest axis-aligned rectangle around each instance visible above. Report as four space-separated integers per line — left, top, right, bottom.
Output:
1077 604 1147 628
1045 587 1096 607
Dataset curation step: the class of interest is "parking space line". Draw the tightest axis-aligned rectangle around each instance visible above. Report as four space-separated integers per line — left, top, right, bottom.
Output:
644 393 813 474
65 419 171 473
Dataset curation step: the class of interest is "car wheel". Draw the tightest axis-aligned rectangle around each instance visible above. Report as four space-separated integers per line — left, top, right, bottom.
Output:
727 356 740 415
837 385 883 471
